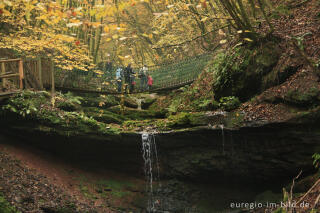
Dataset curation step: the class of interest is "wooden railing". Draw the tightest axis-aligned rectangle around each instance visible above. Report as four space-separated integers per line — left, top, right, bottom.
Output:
0 58 24 90
0 57 55 95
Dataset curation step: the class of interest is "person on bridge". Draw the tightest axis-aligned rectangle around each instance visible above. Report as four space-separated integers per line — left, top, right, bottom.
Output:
139 65 148 91
131 75 136 92
116 67 123 93
124 63 134 93
147 75 153 91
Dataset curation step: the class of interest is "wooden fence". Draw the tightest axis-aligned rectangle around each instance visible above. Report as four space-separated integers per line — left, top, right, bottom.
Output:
0 58 24 92
0 57 55 96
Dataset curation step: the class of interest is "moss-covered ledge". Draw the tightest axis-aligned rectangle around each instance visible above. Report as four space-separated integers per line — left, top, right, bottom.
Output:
0 91 121 138
1 91 320 183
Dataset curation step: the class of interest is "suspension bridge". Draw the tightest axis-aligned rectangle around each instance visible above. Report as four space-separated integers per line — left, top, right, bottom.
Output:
0 53 213 96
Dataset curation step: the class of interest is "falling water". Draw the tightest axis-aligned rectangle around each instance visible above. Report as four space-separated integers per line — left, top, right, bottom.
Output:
137 98 142 110
141 132 161 212
219 124 225 155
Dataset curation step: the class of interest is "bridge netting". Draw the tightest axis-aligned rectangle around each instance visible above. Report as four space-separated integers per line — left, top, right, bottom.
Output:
50 53 213 94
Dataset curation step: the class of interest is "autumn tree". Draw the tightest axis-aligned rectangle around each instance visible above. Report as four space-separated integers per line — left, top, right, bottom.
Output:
0 0 92 71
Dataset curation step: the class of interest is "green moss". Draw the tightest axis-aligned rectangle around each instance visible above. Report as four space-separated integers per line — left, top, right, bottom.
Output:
213 40 281 101
218 96 241 111
108 106 162 120
224 112 245 128
122 120 147 129
0 193 21 213
167 112 208 128
188 113 209 126
168 112 190 127
121 112 209 131
255 44 279 69
55 92 83 112
284 87 320 106
1 91 120 136
141 97 156 109
188 98 219 112
95 179 134 198
80 94 118 109
83 107 125 124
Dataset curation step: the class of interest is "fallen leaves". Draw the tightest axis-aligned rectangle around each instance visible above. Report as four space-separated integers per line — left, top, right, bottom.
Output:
0 151 98 212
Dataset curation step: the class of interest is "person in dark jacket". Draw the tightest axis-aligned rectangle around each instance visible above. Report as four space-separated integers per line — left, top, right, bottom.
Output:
139 65 148 91
124 63 134 93
116 67 123 93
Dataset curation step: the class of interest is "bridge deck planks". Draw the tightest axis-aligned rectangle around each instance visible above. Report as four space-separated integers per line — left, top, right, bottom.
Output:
0 91 20 98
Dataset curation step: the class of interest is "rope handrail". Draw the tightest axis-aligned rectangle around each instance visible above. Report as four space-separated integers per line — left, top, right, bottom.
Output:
48 52 213 94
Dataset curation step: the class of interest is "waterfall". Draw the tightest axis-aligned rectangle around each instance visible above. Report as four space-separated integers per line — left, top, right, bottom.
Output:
141 133 161 212
137 98 142 110
219 124 225 155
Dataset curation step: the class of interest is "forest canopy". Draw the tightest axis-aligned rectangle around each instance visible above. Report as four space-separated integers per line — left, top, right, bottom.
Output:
0 0 275 70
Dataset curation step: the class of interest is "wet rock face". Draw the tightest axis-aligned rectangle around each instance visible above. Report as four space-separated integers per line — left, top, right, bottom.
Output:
1 121 319 185
156 123 320 183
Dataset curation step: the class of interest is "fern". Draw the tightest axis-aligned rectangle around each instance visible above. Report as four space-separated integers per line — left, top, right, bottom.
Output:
312 153 320 168
64 92 83 105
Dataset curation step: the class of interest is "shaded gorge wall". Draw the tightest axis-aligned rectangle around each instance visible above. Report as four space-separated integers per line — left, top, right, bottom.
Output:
1 121 319 185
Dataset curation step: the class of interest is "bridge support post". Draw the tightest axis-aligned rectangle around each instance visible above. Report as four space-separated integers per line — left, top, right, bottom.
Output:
18 59 24 90
51 59 55 94
50 59 55 106
120 80 125 116
1 62 6 88
37 57 43 89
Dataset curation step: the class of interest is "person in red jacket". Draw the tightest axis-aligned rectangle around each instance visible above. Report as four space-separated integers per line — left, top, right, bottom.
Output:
147 75 153 91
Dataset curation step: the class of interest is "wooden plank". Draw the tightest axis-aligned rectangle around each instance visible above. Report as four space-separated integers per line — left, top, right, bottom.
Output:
19 59 24 89
51 59 55 94
37 57 43 89
1 62 6 87
0 58 21 63
0 71 15 75
0 91 20 99
0 73 19 78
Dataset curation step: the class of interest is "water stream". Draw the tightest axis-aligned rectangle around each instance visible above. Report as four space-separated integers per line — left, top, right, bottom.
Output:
219 124 225 155
141 133 161 212
137 98 142 110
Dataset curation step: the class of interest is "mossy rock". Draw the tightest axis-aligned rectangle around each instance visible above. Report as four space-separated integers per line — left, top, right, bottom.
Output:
167 112 208 128
56 101 79 112
284 87 320 106
218 96 240 111
167 112 190 127
123 96 138 109
80 94 118 109
141 97 156 109
1 92 120 136
189 114 209 126
289 106 320 124
83 107 125 124
255 43 280 72
190 98 219 111
213 39 282 101
107 106 161 120
224 112 245 128
262 64 300 90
